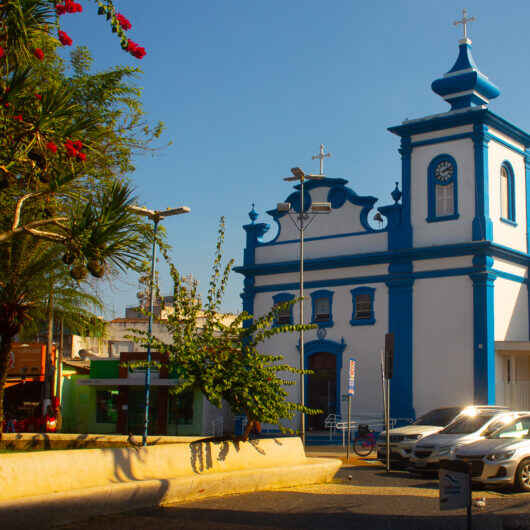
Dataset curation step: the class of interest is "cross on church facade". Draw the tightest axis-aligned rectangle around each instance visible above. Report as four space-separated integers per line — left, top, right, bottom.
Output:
453 8 475 40
312 144 331 175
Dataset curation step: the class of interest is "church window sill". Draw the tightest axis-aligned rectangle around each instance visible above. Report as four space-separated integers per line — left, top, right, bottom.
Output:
500 217 517 227
426 213 460 223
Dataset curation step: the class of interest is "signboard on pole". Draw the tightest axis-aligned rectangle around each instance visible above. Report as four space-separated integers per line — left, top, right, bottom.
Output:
439 465 471 511
348 358 356 396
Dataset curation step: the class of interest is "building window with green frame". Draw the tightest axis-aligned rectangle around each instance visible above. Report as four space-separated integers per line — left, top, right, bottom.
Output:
350 287 376 326
95 390 119 423
168 390 194 425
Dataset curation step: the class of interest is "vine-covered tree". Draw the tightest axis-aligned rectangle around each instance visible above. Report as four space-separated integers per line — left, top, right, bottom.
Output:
132 219 319 441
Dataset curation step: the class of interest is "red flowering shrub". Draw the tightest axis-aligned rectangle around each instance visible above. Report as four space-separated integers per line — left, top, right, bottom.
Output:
126 40 146 59
58 30 73 46
116 13 132 31
33 48 44 61
13 114 23 122
34 93 42 100
55 3 66 15
46 141 58 153
0 46 4 59
64 139 85 160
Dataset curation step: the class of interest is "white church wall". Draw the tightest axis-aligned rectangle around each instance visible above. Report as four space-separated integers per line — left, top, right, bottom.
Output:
488 127 525 152
413 276 474 414
494 278 528 341
254 264 389 287
253 280 388 426
410 124 473 143
255 231 387 264
410 137 475 247
487 136 527 253
492 258 527 278
413 256 472 272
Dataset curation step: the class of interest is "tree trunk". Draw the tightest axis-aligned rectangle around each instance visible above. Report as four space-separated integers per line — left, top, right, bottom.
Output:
0 333 15 441
241 417 255 442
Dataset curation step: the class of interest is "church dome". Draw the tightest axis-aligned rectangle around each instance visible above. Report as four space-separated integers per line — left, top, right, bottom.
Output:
431 38 500 110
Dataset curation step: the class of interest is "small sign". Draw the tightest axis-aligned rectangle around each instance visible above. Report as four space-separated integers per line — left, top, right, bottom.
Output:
439 468 470 510
348 358 356 396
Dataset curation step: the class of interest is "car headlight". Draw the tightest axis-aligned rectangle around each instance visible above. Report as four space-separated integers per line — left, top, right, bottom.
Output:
437 446 454 456
404 434 422 440
486 450 515 462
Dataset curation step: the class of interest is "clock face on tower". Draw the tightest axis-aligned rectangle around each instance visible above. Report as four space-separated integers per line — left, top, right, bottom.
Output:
434 160 454 183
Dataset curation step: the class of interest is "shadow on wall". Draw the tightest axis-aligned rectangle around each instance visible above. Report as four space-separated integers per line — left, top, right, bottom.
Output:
503 282 528 341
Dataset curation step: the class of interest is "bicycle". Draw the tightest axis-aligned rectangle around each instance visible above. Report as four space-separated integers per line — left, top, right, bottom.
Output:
353 424 376 457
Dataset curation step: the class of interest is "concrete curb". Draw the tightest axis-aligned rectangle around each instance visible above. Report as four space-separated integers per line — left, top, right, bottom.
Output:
0 457 341 529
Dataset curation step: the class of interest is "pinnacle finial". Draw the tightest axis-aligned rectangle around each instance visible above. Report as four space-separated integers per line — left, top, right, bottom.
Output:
248 203 258 223
391 182 402 204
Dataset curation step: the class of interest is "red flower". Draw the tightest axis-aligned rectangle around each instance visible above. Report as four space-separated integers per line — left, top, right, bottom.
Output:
33 48 44 61
132 46 146 59
116 13 132 31
65 0 82 13
4 103 10 108
13 114 23 122
64 140 77 157
58 30 73 46
34 93 42 100
0 46 4 59
46 141 58 153
76 151 86 161
55 4 66 15
73 140 83 150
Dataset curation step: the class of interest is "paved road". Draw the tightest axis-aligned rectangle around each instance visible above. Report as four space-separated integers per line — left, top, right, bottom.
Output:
56 455 530 530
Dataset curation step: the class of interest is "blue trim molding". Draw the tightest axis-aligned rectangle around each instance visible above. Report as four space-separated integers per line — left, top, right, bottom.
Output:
272 292 294 326
310 289 334 328
398 136 413 249
500 160 516 224
472 123 493 241
350 287 376 326
303 338 346 414
387 261 415 419
470 264 496 405
427 154 459 222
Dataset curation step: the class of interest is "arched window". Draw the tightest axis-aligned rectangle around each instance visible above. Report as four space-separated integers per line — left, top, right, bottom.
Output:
310 290 334 328
350 287 376 326
272 292 294 326
427 154 459 222
500 161 516 224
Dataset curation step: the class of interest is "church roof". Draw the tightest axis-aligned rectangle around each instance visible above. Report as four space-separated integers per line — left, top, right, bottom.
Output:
431 38 500 110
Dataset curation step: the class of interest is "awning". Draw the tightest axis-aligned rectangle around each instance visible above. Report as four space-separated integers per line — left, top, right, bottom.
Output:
495 341 530 356
77 378 179 387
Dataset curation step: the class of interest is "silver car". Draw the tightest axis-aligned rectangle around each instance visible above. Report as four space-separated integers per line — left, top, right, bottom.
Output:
409 406 516 472
376 407 464 466
454 414 530 491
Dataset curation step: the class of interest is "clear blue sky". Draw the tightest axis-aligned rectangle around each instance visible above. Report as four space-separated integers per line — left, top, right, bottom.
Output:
60 1 530 317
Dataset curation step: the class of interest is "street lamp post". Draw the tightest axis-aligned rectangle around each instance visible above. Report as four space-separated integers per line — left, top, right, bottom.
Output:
278 167 331 445
129 205 190 446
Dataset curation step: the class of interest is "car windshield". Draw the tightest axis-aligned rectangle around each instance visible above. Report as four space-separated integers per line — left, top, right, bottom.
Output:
439 413 496 434
488 417 530 439
413 408 461 427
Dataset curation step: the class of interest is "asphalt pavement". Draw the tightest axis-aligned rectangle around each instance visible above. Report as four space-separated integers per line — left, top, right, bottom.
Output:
55 450 530 530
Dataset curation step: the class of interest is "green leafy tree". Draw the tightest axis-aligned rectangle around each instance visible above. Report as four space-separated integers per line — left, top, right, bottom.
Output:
0 1 162 434
132 219 320 441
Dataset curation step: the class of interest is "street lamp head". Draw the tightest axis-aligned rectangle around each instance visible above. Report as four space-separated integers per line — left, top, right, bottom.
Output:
128 205 156 219
128 205 191 220
277 202 291 212
159 206 191 218
310 202 332 213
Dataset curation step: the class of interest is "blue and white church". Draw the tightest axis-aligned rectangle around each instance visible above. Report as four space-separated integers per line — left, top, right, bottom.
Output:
235 23 530 428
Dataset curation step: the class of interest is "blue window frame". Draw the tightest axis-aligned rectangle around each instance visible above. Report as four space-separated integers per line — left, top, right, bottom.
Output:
310 290 334 328
500 161 516 225
350 287 375 326
427 154 459 222
272 292 294 326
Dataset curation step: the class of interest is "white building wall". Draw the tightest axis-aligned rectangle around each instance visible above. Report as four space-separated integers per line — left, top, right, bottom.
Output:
413 276 474 414
253 278 388 427
410 133 475 247
487 133 527 253
494 278 528 341
413 256 472 272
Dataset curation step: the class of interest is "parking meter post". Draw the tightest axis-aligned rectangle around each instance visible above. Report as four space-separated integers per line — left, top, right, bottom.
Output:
347 394 351 462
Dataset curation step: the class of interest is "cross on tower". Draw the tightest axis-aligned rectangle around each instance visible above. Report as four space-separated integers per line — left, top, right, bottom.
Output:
453 8 475 40
312 144 331 175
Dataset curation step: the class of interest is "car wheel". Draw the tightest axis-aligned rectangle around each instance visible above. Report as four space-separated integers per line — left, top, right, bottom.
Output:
515 458 530 492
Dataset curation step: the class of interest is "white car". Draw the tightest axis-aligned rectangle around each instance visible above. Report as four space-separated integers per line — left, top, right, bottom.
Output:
409 406 516 473
376 407 463 466
454 413 530 491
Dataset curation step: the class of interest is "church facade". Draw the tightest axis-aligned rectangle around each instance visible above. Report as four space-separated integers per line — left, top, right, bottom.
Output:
235 30 530 427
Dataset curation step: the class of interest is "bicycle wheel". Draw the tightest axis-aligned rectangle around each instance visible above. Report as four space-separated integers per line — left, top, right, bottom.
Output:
353 437 374 457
